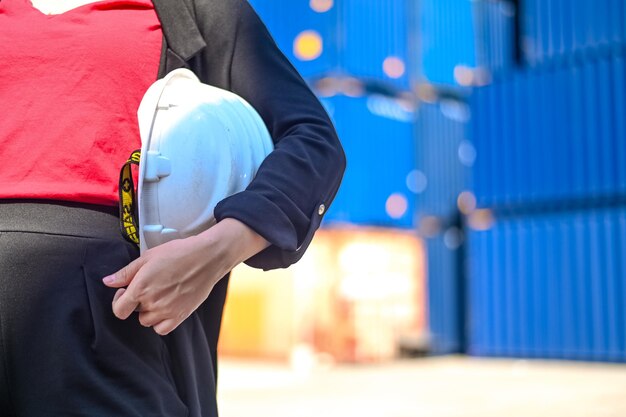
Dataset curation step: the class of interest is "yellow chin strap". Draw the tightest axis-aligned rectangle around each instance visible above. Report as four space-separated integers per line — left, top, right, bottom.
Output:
118 149 142 245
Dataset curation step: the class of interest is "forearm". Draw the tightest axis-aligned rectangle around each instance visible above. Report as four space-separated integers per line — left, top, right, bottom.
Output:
195 217 271 271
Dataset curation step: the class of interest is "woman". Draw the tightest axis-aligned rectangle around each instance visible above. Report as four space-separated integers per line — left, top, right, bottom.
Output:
0 0 345 415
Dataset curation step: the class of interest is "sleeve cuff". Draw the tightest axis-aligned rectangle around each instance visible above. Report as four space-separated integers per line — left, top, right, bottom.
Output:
213 190 325 270
213 190 298 252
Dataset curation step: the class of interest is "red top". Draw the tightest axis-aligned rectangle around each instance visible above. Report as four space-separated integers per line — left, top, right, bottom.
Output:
0 0 162 206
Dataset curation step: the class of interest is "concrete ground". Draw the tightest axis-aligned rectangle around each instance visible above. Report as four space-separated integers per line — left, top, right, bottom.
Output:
217 356 626 417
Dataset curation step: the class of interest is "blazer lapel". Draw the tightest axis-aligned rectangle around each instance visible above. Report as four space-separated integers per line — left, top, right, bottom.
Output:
152 0 206 76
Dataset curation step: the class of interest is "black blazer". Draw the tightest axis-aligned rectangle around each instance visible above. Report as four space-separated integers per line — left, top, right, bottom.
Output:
150 0 346 270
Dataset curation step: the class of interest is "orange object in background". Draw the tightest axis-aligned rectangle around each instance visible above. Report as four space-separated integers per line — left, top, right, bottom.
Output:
218 266 295 360
218 227 427 363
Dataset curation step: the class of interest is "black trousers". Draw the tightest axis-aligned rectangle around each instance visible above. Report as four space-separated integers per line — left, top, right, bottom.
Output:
0 201 228 417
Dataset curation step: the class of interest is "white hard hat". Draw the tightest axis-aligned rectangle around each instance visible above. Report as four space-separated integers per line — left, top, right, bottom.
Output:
119 68 274 253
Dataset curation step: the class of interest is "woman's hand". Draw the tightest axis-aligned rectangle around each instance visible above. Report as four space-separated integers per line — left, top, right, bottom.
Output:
102 218 269 335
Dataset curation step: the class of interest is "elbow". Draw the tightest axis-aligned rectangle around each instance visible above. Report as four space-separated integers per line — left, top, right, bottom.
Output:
329 126 347 184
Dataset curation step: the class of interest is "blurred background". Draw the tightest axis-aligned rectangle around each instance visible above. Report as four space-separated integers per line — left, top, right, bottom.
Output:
217 0 626 415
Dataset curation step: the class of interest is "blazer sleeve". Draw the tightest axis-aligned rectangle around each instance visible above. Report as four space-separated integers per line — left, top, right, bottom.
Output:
212 0 346 270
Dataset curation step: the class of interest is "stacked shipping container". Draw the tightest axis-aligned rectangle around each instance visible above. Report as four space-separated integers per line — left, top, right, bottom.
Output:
473 0 517 75
413 0 477 354
466 0 626 361
468 207 626 361
321 95 416 228
471 55 626 208
247 0 625 362
245 1 338 78
521 0 625 66
415 98 471 353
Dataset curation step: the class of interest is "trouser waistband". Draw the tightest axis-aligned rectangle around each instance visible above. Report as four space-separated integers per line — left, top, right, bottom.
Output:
0 199 123 241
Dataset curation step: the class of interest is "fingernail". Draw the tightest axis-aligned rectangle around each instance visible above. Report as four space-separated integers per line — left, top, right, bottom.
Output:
102 275 115 284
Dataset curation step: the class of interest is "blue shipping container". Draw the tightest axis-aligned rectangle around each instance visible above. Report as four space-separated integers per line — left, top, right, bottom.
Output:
339 0 411 89
416 99 471 219
520 0 626 66
320 95 417 228
251 0 413 89
469 54 626 208
472 0 516 77
467 206 626 361
417 0 476 86
249 0 338 78
426 231 465 354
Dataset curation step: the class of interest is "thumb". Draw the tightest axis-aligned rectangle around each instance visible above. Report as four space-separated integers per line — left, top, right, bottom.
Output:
102 257 146 288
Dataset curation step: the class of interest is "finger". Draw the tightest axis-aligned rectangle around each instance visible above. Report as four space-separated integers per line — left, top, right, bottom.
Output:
102 257 146 288
138 311 163 328
112 287 140 320
113 288 143 312
152 319 179 336
112 288 126 305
